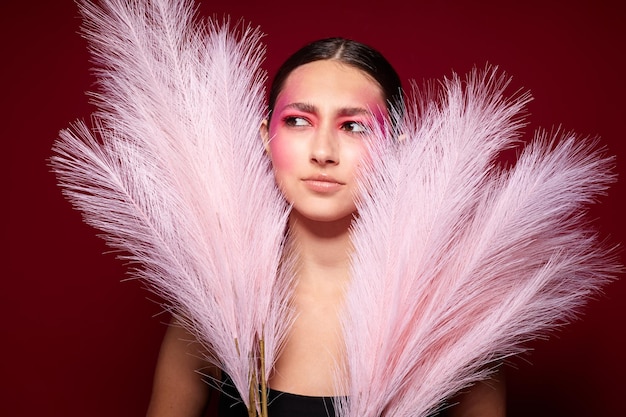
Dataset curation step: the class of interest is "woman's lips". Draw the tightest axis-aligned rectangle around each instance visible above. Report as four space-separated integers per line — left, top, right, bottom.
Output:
302 175 344 193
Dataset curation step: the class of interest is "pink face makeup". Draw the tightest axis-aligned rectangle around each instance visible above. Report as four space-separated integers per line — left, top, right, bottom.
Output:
264 60 387 222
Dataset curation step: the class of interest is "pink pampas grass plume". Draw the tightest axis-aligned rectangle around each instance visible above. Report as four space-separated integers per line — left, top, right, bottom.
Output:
337 68 618 417
51 0 293 410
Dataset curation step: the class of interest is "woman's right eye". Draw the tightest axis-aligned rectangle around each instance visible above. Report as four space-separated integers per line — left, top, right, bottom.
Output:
284 116 310 127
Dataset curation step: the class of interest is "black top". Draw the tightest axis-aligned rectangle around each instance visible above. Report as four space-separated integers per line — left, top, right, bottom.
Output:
217 376 452 417
218 377 337 417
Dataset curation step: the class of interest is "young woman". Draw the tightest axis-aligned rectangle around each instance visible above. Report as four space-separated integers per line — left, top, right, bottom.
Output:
146 38 505 417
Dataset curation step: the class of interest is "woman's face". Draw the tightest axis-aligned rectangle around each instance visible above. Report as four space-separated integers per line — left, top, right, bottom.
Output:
262 60 387 222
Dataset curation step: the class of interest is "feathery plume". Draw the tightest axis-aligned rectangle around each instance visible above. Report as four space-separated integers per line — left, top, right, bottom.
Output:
338 68 618 417
51 0 292 410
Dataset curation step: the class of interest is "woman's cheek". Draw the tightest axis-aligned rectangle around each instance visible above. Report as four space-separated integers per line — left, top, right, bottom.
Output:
269 135 295 175
268 136 298 204
349 140 371 170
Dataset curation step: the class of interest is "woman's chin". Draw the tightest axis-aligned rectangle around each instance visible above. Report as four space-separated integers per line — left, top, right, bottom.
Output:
289 207 356 225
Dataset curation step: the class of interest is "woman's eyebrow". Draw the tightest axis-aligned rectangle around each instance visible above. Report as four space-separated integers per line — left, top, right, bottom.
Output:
284 102 317 113
337 107 372 117
283 102 372 117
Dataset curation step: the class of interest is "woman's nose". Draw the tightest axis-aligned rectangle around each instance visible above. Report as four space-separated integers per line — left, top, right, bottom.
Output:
310 127 338 165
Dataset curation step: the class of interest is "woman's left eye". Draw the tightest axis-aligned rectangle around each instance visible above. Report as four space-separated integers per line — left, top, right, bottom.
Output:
341 121 369 134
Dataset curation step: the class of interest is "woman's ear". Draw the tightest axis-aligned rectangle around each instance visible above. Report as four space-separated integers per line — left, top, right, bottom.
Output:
260 119 271 154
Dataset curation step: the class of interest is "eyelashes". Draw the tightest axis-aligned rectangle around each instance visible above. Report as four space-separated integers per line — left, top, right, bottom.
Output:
282 116 371 135
283 116 310 127
340 121 369 134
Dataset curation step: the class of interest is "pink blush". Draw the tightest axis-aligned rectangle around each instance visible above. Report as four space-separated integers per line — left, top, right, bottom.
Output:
268 135 295 172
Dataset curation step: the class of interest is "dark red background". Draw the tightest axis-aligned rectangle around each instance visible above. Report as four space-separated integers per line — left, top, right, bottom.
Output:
3 0 625 416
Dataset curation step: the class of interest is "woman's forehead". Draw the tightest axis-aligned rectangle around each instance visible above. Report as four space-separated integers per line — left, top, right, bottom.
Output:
275 60 385 110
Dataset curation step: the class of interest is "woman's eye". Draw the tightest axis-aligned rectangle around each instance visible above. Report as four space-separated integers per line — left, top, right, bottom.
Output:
341 121 369 134
284 116 310 127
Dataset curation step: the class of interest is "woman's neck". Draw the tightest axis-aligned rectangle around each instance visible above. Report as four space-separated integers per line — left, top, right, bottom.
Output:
268 211 355 395
288 211 354 286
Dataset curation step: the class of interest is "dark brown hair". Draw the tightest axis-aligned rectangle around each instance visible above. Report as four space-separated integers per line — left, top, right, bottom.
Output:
268 37 403 119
